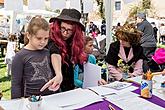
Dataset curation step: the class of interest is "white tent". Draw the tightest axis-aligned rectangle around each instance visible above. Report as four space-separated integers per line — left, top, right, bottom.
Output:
22 9 57 16
0 8 12 15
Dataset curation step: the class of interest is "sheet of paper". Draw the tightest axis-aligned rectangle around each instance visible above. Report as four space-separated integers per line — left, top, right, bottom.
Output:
128 75 142 84
108 96 165 110
83 62 101 88
88 86 118 96
106 92 139 102
61 97 103 110
117 86 138 94
42 88 102 108
102 81 132 90
0 98 24 110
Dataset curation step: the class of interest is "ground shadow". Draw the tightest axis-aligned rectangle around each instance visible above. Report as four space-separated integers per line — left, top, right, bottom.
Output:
0 64 6 68
0 76 11 82
2 88 10 93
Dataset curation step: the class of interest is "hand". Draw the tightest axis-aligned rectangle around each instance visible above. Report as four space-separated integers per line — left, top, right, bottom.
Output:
98 79 107 85
40 75 63 92
128 73 133 78
162 69 165 76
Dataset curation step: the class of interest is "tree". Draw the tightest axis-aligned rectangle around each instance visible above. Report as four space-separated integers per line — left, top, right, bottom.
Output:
95 0 105 19
142 0 151 9
125 0 156 24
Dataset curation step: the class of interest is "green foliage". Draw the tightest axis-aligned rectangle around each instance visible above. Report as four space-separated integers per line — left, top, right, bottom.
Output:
126 0 155 24
0 57 11 100
95 0 105 19
142 0 151 9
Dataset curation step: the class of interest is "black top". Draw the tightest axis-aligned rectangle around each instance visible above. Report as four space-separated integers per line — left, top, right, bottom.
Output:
101 24 106 35
124 47 130 58
47 39 75 92
105 41 146 67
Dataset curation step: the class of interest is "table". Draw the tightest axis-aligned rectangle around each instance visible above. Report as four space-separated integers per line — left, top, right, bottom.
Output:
80 75 165 110
0 75 164 110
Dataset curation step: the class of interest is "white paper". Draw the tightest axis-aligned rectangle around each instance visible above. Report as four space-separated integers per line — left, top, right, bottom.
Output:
103 81 132 90
88 86 117 96
128 75 142 84
83 63 101 88
106 92 139 102
117 86 138 94
42 88 102 108
107 96 165 110
62 97 103 110
0 98 24 110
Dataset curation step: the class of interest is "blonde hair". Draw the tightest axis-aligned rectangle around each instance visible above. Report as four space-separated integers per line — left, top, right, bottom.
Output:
24 17 49 45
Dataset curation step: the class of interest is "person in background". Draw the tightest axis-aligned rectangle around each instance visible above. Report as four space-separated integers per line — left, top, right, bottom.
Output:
101 19 106 35
74 36 107 88
151 22 158 42
74 36 96 88
18 25 25 49
159 23 165 43
11 17 56 99
136 12 157 72
88 21 97 34
4 34 17 76
105 23 145 81
40 8 87 92
91 27 100 38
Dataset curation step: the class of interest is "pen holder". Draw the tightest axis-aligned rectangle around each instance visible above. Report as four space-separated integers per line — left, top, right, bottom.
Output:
26 95 42 110
141 79 152 98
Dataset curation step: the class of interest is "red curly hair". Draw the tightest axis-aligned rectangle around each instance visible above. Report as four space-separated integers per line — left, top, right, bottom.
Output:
50 20 87 65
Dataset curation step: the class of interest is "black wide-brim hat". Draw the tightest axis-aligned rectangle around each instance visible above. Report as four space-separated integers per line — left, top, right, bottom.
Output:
55 8 85 31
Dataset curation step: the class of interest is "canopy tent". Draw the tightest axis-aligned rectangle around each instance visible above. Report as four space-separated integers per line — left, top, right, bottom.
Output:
0 8 12 15
21 9 57 16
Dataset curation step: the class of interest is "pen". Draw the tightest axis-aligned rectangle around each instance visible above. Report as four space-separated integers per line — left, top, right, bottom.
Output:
109 104 115 110
101 93 116 97
87 88 99 95
38 95 41 101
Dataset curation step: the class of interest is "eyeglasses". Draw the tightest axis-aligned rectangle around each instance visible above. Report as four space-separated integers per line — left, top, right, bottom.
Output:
60 27 73 34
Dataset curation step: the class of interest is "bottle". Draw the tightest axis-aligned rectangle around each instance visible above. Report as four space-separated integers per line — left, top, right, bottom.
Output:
141 72 153 98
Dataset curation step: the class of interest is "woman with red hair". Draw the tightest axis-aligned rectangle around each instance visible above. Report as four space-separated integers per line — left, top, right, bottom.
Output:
41 8 87 92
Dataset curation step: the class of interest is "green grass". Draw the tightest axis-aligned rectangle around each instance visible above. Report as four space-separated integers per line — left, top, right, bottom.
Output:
0 57 11 100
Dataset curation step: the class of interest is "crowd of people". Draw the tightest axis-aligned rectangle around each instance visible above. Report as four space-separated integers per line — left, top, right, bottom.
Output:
1 8 165 99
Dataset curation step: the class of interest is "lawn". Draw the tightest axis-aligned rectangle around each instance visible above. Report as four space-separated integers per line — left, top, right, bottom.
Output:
0 57 11 100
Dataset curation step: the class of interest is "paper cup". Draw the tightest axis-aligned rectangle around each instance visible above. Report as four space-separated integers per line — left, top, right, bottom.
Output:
26 97 42 110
